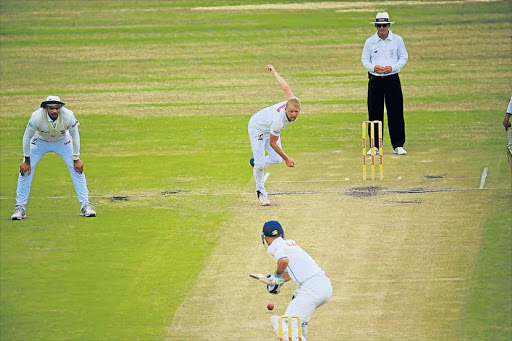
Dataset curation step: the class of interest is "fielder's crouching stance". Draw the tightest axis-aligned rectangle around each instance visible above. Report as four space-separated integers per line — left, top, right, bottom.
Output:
262 221 332 341
248 64 300 206
10 95 96 220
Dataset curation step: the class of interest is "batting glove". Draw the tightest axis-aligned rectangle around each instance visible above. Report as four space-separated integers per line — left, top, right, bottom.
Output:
266 276 280 295
270 272 285 287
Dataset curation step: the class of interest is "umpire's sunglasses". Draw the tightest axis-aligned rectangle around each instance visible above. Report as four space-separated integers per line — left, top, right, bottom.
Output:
375 23 389 28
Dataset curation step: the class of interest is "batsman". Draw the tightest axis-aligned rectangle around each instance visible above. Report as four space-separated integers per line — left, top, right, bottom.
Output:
261 221 332 341
248 64 301 206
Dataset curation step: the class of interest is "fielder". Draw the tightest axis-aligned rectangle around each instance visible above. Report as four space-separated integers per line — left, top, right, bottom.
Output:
261 221 332 341
10 95 96 220
248 65 301 206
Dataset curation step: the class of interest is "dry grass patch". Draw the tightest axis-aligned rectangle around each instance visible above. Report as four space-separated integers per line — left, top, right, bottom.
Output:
193 0 499 11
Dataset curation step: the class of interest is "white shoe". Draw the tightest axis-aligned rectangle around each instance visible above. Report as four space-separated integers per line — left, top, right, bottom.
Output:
257 191 270 206
366 147 379 155
80 204 96 217
11 206 27 220
394 147 407 155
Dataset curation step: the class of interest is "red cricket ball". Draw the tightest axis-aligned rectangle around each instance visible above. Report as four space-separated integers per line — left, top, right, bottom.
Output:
267 303 274 311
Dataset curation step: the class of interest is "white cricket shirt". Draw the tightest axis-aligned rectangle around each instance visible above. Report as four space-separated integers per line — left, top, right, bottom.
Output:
248 100 297 137
267 237 324 286
23 107 81 157
361 30 408 76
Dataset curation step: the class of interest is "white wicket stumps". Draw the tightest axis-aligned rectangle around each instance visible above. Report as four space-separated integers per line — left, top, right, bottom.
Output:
278 315 302 341
362 120 383 180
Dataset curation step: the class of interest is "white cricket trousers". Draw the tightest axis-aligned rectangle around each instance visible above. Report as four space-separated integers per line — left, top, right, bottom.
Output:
15 137 90 210
271 274 332 341
248 127 283 196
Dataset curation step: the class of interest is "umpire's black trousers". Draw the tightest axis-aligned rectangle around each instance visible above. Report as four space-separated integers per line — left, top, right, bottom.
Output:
367 72 406 149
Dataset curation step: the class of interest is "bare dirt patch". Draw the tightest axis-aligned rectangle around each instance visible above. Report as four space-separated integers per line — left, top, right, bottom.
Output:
347 186 381 197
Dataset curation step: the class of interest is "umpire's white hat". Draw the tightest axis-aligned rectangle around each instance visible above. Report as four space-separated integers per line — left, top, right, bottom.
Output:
40 95 66 108
370 12 395 25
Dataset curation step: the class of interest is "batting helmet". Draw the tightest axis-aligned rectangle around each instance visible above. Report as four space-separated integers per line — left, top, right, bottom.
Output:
262 220 284 237
261 220 284 246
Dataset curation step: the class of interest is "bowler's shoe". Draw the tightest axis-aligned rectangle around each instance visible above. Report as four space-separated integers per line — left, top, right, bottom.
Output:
257 191 270 206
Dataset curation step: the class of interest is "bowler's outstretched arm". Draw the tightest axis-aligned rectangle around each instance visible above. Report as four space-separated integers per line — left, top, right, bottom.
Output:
267 64 295 100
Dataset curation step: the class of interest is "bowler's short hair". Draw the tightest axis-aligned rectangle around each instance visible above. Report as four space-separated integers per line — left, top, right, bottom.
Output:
286 97 301 111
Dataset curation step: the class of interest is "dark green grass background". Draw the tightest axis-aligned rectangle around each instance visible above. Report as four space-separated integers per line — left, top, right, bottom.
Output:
1 0 511 340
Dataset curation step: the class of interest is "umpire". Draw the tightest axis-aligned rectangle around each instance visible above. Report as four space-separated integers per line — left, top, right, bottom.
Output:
362 12 409 155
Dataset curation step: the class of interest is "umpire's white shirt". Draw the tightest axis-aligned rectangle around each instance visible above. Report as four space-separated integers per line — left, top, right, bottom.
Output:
248 100 296 138
361 30 408 76
267 237 324 286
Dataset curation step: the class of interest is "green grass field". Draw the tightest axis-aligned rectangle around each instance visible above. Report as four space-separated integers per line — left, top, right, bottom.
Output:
1 1 511 340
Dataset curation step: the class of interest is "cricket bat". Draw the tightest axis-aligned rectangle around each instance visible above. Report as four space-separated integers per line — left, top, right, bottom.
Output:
249 273 272 285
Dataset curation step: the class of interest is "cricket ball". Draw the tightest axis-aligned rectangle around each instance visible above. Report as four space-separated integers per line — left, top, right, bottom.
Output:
267 303 274 311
